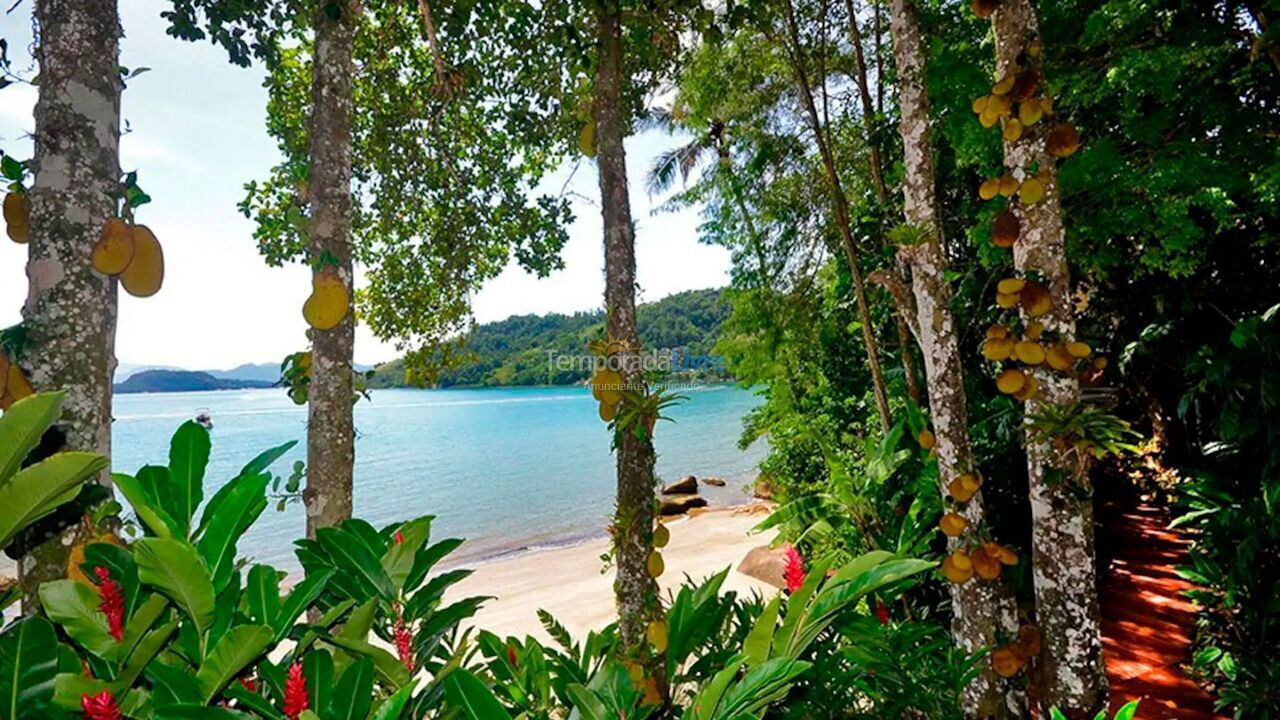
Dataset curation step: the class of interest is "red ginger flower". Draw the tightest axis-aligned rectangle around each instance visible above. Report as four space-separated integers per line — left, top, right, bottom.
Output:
283 662 308 719
81 690 120 720
783 547 806 594
93 567 125 642
394 529 405 545
392 603 415 672
875 597 891 625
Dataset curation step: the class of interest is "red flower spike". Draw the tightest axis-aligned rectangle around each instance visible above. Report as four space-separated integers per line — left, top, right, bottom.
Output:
81 690 120 720
283 662 308 719
506 645 519 669
391 602 415 673
93 567 125 642
394 530 405 545
783 547 806 594
239 675 258 693
875 598 891 625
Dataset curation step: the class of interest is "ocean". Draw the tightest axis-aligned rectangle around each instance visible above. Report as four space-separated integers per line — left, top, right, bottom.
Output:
111 384 767 571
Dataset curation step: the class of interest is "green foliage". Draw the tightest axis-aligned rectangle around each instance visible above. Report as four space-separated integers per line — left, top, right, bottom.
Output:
0 393 106 553
1172 305 1280 718
1049 699 1139 720
368 288 732 387
0 421 489 719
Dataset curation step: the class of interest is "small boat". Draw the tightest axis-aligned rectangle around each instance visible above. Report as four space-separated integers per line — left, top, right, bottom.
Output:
194 408 213 430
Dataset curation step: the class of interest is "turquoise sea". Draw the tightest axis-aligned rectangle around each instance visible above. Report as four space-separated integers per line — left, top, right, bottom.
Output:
111 384 766 571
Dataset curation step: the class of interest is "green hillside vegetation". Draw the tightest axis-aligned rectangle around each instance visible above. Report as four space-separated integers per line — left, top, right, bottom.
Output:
368 288 731 387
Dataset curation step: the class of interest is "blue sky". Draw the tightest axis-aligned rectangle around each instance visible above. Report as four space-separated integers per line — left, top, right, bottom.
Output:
0 0 730 370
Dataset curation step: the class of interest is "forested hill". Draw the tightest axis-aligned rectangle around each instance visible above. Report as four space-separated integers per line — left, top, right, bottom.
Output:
368 288 731 387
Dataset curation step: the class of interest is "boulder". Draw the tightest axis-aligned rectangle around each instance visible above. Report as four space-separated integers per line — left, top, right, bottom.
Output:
702 476 726 487
661 475 698 495
737 544 790 589
659 493 708 516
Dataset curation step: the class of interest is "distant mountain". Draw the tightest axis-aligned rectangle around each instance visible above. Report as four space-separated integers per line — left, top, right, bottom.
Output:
207 363 282 383
114 363 181 382
115 370 276 394
369 287 732 388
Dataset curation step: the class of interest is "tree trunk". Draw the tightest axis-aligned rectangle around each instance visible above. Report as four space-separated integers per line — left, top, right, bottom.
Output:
991 0 1108 714
780 0 893 433
842 0 922 406
304 0 357 539
886 0 1024 716
18 0 121 604
593 3 665 695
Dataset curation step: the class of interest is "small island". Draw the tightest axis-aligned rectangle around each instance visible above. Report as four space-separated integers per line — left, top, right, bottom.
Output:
114 369 276 394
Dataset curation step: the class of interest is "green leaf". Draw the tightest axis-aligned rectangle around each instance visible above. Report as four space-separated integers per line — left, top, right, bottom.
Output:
369 683 416 720
134 538 216 639
38 580 118 662
112 471 181 538
195 440 296 538
314 526 395 601
0 452 107 549
119 593 168 666
744 594 780 667
565 684 608 720
153 706 256 719
0 392 63 482
167 421 211 535
444 668 513 720
302 650 334 715
689 658 745 720
0 616 59 720
0 155 22 181
323 635 411 690
273 569 331 644
327 657 374 720
381 516 432 590
716 657 810 719
196 625 273 703
196 472 269 592
1112 700 1140 720
116 619 178 691
52 673 110 711
244 565 281 628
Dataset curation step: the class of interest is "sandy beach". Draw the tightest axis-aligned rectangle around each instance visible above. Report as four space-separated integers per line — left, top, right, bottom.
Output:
447 504 780 642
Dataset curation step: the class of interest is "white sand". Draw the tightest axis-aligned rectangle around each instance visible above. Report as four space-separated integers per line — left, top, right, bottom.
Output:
446 504 779 643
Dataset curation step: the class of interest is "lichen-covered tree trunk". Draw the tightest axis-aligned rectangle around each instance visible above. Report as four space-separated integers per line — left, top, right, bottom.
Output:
18 0 121 603
304 1 357 539
781 0 892 433
593 3 664 693
991 0 1107 714
887 0 1023 715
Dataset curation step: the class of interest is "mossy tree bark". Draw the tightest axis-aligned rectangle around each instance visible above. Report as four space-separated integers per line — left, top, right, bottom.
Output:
780 0 893 433
991 0 1107 714
304 0 357 539
18 0 122 605
593 1 665 696
886 0 1024 716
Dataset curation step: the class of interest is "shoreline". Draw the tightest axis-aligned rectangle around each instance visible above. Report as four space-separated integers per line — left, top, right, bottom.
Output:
446 503 779 642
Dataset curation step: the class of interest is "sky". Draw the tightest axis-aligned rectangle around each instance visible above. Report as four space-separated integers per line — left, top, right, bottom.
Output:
0 0 730 370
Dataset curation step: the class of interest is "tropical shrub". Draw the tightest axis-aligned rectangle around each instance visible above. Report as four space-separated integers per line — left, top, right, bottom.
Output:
0 391 107 615
1173 305 1280 718
0 420 482 720
452 552 937 720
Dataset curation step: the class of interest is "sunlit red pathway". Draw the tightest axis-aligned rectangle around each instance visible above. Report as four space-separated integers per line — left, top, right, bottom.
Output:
1095 496 1227 720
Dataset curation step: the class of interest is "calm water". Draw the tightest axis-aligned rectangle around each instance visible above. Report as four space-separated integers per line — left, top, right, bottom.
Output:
112 384 766 571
